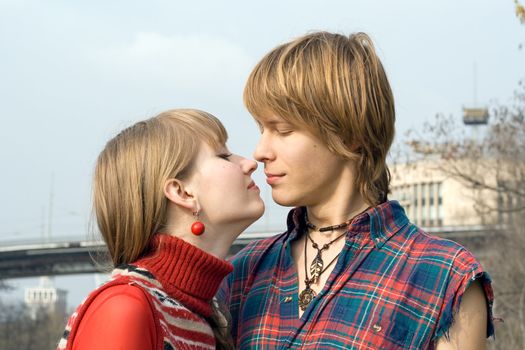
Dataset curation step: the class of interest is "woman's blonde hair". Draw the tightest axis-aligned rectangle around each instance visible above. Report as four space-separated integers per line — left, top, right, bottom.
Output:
244 31 395 205
93 109 234 349
93 109 227 268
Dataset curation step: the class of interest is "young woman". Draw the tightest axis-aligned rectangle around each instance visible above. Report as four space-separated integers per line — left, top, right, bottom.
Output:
219 32 494 349
57 109 264 350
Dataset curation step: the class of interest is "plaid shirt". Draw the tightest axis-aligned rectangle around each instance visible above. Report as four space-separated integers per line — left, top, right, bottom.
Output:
218 201 494 349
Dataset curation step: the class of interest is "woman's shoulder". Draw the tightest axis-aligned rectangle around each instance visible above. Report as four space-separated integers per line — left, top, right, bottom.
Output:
72 284 158 350
86 283 152 311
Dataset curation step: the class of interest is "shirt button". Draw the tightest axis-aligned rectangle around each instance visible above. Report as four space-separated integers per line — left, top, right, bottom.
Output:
283 296 293 303
373 324 382 332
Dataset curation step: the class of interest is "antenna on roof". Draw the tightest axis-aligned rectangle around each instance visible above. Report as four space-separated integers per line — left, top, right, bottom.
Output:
462 62 489 126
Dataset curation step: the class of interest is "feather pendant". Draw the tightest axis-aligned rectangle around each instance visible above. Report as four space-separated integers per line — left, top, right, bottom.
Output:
309 251 324 284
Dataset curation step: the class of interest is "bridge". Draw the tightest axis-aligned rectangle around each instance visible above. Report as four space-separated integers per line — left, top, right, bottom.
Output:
0 231 279 279
0 225 503 279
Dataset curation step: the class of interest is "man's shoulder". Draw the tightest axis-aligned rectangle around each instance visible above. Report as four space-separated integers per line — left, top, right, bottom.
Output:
226 230 295 280
220 231 289 297
400 223 481 269
231 230 288 264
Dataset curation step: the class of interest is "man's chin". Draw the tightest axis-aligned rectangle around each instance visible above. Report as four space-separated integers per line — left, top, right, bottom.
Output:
271 191 301 208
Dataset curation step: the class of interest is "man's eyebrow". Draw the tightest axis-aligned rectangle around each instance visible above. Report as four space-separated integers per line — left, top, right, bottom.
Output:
265 119 292 126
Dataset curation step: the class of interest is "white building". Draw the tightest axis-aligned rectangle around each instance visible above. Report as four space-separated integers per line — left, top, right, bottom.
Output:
24 276 67 319
390 158 522 228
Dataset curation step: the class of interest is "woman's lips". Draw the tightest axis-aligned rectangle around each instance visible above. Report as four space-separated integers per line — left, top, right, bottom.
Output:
247 181 259 191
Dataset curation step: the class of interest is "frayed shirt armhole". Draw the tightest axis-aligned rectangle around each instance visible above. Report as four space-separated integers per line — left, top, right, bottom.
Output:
432 271 495 343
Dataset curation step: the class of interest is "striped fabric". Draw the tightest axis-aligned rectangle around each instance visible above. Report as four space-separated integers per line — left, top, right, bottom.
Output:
218 201 494 349
58 234 232 350
57 265 216 350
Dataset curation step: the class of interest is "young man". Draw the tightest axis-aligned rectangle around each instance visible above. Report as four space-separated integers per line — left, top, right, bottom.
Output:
218 32 494 349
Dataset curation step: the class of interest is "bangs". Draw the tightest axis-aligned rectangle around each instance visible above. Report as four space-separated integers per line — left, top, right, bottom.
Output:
185 110 229 150
243 45 306 127
243 49 278 121
243 35 343 133
159 109 228 150
154 109 229 179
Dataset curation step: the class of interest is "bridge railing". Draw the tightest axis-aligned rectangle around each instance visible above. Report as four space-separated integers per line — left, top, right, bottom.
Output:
0 229 283 252
1 224 505 279
0 230 284 279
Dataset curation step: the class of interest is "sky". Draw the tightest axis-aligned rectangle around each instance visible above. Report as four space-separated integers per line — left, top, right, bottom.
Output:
1 0 524 307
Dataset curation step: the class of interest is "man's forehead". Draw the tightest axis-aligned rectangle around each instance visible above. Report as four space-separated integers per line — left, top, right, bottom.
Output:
256 113 290 125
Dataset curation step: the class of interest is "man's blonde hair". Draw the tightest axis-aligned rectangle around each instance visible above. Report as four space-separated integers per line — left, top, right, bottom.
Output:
244 31 395 205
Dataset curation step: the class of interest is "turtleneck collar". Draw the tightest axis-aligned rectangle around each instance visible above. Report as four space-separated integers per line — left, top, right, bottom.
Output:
134 234 233 318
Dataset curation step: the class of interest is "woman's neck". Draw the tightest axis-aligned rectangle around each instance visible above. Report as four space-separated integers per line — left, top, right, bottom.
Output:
162 217 248 259
174 231 234 259
135 234 233 318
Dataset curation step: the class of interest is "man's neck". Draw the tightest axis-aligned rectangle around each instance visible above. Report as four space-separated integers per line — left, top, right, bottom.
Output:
306 193 370 240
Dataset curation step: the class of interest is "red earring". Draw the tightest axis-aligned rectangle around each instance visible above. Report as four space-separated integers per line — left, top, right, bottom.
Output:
191 211 205 236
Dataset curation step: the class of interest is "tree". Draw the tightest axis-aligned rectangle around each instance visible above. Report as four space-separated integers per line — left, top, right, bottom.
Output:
0 300 67 350
405 81 525 215
401 81 525 349
0 279 12 291
516 0 525 24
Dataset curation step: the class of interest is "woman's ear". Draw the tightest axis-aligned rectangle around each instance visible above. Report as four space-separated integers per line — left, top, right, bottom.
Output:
163 178 196 211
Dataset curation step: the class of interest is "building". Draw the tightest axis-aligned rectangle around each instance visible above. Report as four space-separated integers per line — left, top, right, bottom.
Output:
24 276 68 319
389 158 521 228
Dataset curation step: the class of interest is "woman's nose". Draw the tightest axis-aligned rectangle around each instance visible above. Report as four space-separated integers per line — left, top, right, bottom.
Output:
242 157 258 175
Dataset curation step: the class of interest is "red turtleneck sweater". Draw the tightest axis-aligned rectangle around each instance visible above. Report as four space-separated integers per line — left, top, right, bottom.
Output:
57 234 233 350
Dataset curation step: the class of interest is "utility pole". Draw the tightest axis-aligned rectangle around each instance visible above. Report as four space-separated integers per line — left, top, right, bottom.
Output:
47 174 54 242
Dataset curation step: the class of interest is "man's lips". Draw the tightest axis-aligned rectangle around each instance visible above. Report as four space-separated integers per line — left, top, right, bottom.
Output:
265 172 285 185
